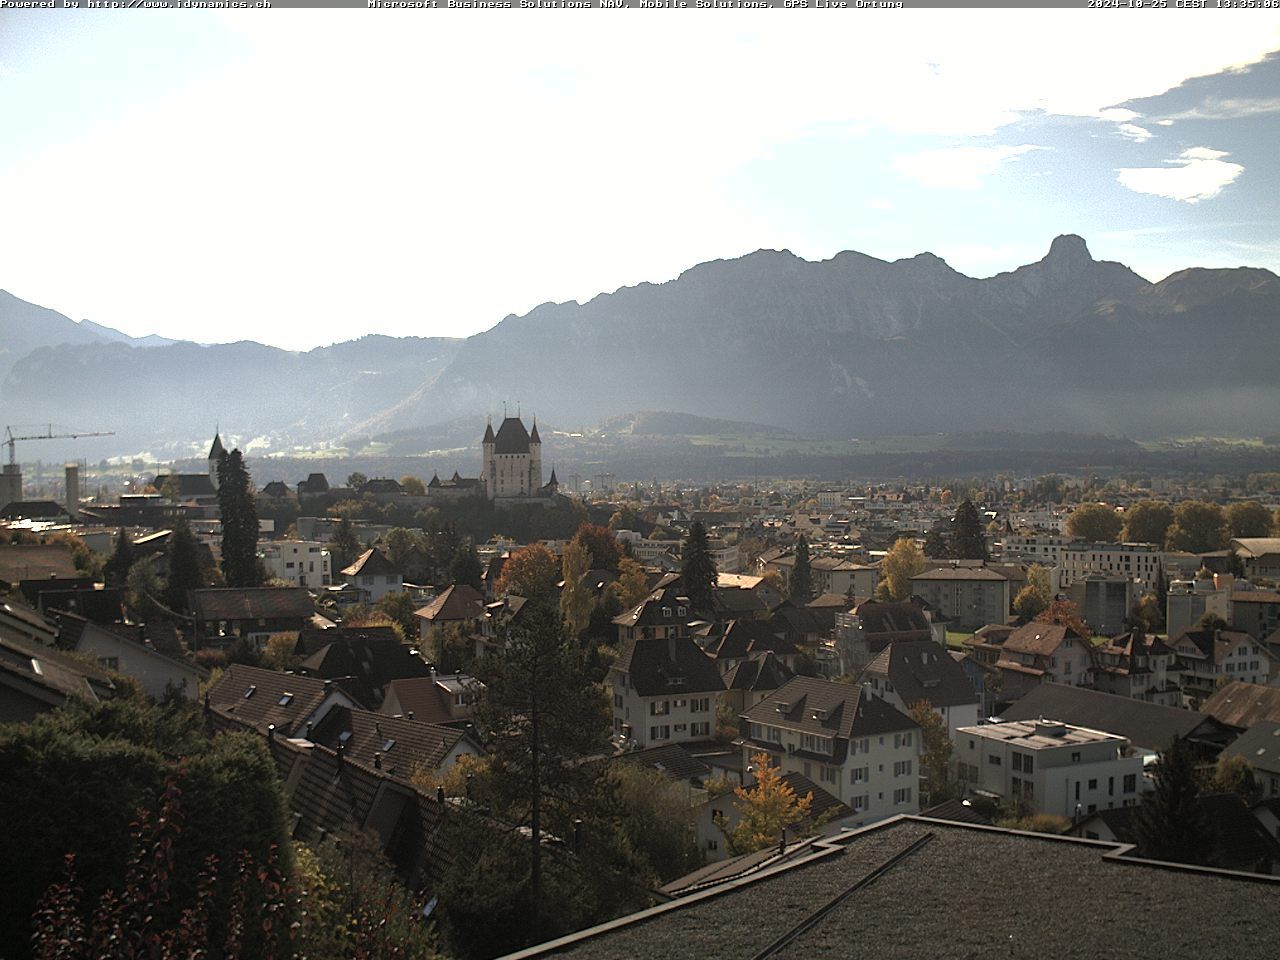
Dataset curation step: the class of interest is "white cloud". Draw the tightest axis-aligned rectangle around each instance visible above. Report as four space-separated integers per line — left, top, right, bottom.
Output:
1156 119 1175 126
1117 123 1154 142
3 12 1279 346
1162 96 1280 121
892 144 1046 190
1116 147 1244 203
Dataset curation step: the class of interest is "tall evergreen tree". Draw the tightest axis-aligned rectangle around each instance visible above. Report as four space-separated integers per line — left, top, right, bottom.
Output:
104 527 135 588
790 534 813 602
1133 737 1211 865
216 449 260 588
950 499 988 561
680 520 717 614
163 518 202 614
450 539 485 591
327 516 362 574
468 598 610 943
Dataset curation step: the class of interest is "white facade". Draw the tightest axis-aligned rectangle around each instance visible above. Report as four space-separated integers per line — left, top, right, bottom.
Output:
614 689 717 748
1000 533 1075 566
1059 543 1163 593
955 719 1144 819
76 623 203 700
260 540 332 588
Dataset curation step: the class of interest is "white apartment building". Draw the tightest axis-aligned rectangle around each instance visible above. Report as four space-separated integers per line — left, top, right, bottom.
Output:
1000 533 1075 567
1058 543 1163 593
955 718 1144 819
739 676 920 828
259 540 332 588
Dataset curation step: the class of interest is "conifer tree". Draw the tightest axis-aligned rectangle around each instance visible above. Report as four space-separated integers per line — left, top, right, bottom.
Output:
680 520 717 614
790 534 813 602
327 516 362 574
216 449 260 588
104 527 135 588
1133 737 1211 865
163 518 202 614
950 499 988 561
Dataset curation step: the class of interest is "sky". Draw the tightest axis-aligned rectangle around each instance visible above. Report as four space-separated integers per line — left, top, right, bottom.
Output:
1 11 1279 352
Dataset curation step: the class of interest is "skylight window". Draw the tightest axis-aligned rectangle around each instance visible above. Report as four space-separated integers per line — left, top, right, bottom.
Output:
382 738 396 752
339 731 353 744
278 692 293 706
244 685 257 699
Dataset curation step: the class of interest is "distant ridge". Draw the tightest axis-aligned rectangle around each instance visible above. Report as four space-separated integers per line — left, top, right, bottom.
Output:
2 235 1278 457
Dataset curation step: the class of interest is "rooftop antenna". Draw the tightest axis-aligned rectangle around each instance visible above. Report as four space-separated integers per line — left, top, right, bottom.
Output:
502 401 508 418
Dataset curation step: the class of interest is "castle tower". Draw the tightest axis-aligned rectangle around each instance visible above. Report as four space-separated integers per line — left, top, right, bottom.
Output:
207 431 225 491
529 419 543 493
482 418 496 499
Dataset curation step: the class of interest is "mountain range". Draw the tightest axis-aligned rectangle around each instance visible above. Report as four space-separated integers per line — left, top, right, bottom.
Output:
2 234 1277 461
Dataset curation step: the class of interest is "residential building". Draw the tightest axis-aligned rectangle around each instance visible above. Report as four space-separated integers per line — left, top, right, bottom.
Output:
0 630 115 723
809 557 879 599
1231 538 1280 581
1230 590 1280 643
189 587 316 647
1089 630 1180 706
1166 574 1232 637
1200 681 1280 732
1058 542 1163 593
610 633 724 748
967 621 1095 688
203 663 359 737
413 583 486 652
834 599 933 677
1220 721 1280 799
381 673 483 727
999 531 1074 567
340 547 403 603
259 540 332 588
1066 574 1134 637
1169 628 1274 706
910 565 1010 631
860 639 980 737
705 619 798 677
955 718 1143 818
738 676 920 825
62 615 204 700
1000 682 1235 757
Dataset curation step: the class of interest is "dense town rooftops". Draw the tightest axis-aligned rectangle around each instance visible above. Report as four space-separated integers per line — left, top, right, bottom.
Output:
863 639 979 709
741 676 917 742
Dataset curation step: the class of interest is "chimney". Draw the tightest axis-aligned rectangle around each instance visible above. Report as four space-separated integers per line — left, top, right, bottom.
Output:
437 785 445 804
373 752 382 770
336 742 345 770
267 723 276 741
64 463 80 520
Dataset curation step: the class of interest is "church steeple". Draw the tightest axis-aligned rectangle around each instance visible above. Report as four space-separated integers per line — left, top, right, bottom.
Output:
530 419 541 445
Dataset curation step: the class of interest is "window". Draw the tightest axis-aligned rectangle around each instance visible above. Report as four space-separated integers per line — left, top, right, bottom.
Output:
1012 753 1022 772
692 697 710 712
614 694 623 708
649 725 670 741
649 701 670 716
893 787 912 805
278 692 294 706
988 754 1002 766
1071 752 1081 763
893 760 913 777
851 766 868 784
98 656 119 670
1088 779 1097 790
691 722 711 737
1123 774 1136 793
820 766 837 784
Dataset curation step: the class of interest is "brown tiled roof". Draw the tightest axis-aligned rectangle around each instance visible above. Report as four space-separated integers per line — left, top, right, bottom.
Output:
341 546 400 578
296 636 433 708
863 640 979 709
741 676 917 743
807 593 852 609
613 635 724 697
851 600 932 639
1201 681 1280 731
616 744 713 783
205 663 342 735
709 620 794 662
724 651 794 693
190 587 315 622
0 544 78 587
612 586 694 629
1002 622 1085 657
384 676 456 725
308 705 475 780
414 583 485 623
0 630 116 703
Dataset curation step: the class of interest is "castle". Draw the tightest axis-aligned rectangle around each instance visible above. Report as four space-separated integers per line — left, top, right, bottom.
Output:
481 416 558 502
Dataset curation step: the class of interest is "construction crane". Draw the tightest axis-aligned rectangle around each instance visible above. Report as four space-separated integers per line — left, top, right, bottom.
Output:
5 424 115 465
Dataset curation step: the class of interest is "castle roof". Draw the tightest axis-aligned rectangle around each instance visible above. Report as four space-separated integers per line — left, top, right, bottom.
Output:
207 432 224 460
493 417 532 455
483 421 495 444
530 420 541 444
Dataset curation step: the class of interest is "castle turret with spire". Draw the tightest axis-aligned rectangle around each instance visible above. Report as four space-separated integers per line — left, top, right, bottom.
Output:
482 414 543 500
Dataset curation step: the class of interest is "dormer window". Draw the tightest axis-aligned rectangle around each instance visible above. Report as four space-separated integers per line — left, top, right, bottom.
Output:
662 607 672 618
678 606 687 617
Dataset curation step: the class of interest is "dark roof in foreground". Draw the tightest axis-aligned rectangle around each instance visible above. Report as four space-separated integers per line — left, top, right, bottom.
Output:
1000 682 1234 752
1201 681 1280 731
504 817 1280 960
